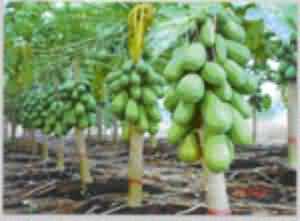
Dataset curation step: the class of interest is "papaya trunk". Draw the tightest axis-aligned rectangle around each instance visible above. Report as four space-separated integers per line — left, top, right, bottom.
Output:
56 137 65 171
42 135 49 161
96 106 103 142
252 107 257 144
30 130 38 155
287 81 298 169
128 126 144 207
206 168 231 215
75 128 93 188
11 120 17 150
112 120 118 145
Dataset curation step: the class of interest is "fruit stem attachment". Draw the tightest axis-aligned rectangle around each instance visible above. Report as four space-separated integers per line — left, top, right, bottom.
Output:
128 125 144 207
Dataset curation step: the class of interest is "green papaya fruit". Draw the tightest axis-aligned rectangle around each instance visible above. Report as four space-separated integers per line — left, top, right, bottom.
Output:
202 62 226 86
231 91 251 118
167 122 190 145
214 80 232 101
199 18 215 47
119 75 129 88
146 105 161 122
78 117 89 129
130 86 142 100
130 71 141 85
163 57 183 82
138 106 149 132
109 79 122 93
203 135 232 173
176 73 205 103
122 60 133 72
54 123 64 137
228 107 252 145
180 43 207 71
63 110 76 126
223 20 245 42
75 102 85 116
226 40 251 65
239 74 259 94
112 91 128 116
121 122 130 142
173 101 195 125
163 86 179 112
223 59 246 89
216 34 227 64
285 66 297 80
142 87 157 105
177 132 201 163
125 99 139 123
88 113 97 126
152 85 164 98
148 123 159 135
201 91 233 133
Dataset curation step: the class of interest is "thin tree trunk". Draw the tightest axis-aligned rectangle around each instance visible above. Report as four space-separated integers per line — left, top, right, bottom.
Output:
112 120 118 145
96 106 103 142
75 128 93 189
42 135 49 161
4 117 8 143
56 137 65 171
287 81 298 169
252 107 257 144
30 130 38 155
128 126 144 207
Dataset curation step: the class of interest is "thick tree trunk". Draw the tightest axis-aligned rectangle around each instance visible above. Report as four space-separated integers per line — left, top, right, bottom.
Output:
128 126 144 207
96 106 103 142
287 81 298 169
206 169 231 215
75 128 93 189
252 107 257 144
56 137 65 171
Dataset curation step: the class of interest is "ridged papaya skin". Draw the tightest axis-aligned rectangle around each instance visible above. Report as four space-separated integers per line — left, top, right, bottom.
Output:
125 99 139 123
202 62 226 86
214 81 232 102
223 59 246 89
177 132 201 163
238 74 259 94
167 122 190 145
164 86 179 112
226 40 251 65
180 43 207 72
199 18 215 47
173 101 195 126
111 91 128 116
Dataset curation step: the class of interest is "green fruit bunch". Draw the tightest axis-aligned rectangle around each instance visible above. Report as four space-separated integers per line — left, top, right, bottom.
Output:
106 59 165 135
19 79 97 137
164 8 257 173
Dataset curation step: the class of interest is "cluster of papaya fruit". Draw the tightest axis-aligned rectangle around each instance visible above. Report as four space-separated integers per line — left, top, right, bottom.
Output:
107 60 165 135
164 8 258 173
19 79 97 137
276 37 297 81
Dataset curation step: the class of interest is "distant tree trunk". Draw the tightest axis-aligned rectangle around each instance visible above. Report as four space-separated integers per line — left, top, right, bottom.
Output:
287 81 298 169
4 117 8 143
96 106 103 142
56 137 65 171
30 129 38 155
252 107 257 144
112 120 118 145
42 135 49 161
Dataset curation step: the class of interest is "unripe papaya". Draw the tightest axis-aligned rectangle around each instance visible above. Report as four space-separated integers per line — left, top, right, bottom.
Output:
148 123 159 135
214 80 232 101
176 73 205 103
173 101 195 125
203 135 232 173
163 57 183 82
138 106 149 132
180 43 207 71
239 74 259 94
199 18 215 47
167 122 190 145
223 59 246 89
201 91 233 134
142 87 157 105
177 132 201 163
146 105 161 122
112 91 128 115
223 20 245 43
164 86 179 112
130 71 141 85
229 107 252 145
285 66 297 80
130 86 142 100
202 62 226 86
226 40 251 65
215 34 227 64
231 90 251 118
125 99 139 123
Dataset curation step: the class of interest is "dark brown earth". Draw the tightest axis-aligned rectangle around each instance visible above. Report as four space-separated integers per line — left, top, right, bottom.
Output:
3 136 296 215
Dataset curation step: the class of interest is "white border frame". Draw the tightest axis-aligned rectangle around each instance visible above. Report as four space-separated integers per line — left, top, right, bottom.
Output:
0 0 298 220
